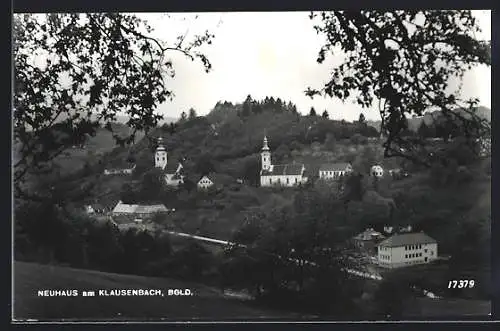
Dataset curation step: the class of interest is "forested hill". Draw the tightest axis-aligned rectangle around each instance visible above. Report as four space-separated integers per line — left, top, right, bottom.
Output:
114 97 380 179
367 106 491 132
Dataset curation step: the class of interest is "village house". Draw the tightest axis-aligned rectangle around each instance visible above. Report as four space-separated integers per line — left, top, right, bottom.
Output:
112 200 169 219
376 232 438 268
154 137 185 187
352 228 386 255
370 164 384 178
259 136 308 187
318 163 352 180
197 175 215 190
103 163 136 176
197 173 233 191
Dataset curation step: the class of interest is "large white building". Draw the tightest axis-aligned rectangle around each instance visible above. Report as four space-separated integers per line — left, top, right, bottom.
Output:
259 136 307 187
376 232 438 268
154 137 184 187
319 163 352 180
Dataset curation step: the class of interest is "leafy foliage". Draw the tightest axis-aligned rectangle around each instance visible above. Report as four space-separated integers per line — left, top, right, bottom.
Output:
307 10 491 166
14 13 214 191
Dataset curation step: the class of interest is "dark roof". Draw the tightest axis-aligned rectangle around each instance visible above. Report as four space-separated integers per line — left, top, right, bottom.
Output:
377 232 437 248
319 163 352 172
261 164 304 176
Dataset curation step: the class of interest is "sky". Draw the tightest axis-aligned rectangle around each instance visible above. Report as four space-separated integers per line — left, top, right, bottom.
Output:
121 11 489 122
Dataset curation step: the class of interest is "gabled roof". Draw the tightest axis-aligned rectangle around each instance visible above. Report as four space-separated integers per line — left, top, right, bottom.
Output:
319 163 352 172
261 164 305 176
112 201 168 214
376 232 437 248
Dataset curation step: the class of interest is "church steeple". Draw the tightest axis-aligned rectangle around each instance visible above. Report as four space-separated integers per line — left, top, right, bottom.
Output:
262 136 270 151
155 137 167 169
261 136 271 171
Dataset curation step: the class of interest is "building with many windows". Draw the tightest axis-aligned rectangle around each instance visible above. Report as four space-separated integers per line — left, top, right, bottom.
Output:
376 232 438 268
318 163 353 180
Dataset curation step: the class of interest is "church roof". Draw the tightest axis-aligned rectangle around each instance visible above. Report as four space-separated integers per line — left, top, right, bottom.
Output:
261 164 304 176
319 163 352 172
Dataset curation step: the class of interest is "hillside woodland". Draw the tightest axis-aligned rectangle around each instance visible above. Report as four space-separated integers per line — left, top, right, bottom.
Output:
14 96 491 318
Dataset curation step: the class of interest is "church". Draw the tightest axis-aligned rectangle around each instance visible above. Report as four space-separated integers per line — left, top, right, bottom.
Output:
154 137 185 187
259 136 308 187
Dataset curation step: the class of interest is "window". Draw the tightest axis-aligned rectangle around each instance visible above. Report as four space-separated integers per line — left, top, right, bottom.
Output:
295 178 298 184
424 249 428 253
405 254 408 259
287 178 289 184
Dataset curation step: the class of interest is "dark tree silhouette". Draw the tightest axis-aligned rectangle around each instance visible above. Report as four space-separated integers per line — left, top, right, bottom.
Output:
306 10 491 167
14 13 214 194
188 108 197 120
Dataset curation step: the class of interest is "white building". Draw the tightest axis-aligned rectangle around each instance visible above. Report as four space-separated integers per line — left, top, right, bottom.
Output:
198 175 215 190
197 173 231 191
164 163 184 187
376 232 438 268
259 136 307 187
154 137 184 187
319 163 352 180
370 164 384 178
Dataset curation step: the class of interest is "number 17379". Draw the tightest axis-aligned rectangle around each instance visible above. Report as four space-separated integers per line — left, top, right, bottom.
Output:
448 280 475 289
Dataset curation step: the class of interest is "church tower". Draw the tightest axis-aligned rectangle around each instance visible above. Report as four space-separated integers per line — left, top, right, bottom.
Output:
261 136 271 171
155 137 167 170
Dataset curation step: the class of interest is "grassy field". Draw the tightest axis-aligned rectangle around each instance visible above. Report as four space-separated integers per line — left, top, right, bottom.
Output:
403 297 491 318
13 261 297 322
